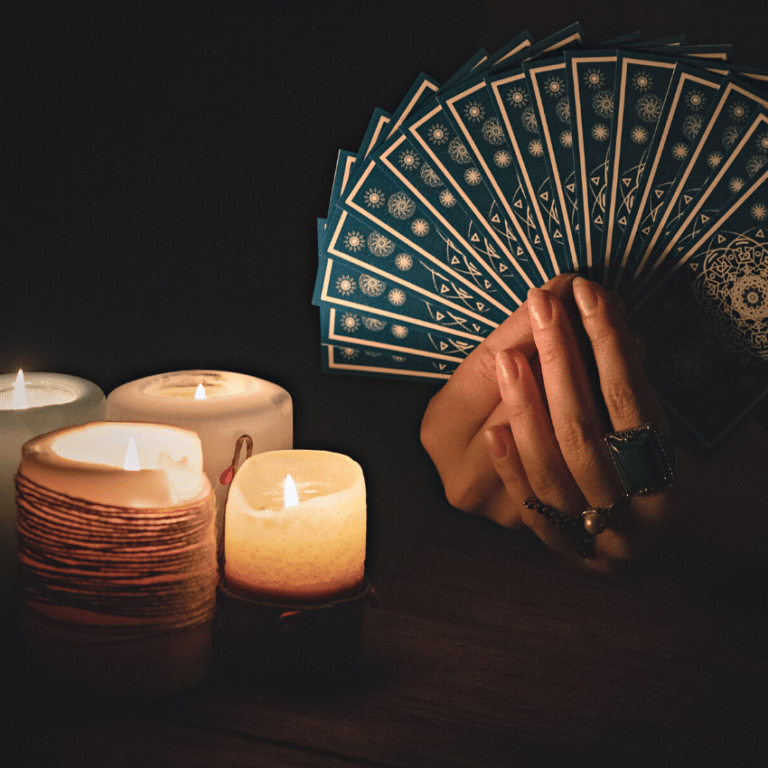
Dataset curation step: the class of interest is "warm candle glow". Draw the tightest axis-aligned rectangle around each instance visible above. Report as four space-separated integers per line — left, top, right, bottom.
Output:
11 370 28 410
194 383 206 400
123 436 141 471
284 474 298 507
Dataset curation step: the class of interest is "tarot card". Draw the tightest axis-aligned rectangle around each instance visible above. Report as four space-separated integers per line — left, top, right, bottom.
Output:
321 342 457 380
566 50 619 279
612 64 724 291
524 56 582 271
599 53 679 280
629 161 768 449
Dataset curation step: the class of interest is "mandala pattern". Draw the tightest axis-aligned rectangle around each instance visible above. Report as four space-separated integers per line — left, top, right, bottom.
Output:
364 188 385 208
685 90 706 111
439 189 456 207
340 313 361 333
729 177 746 193
756 132 768 153
464 167 482 185
632 71 653 92
592 90 614 119
344 231 365 252
336 275 356 295
722 125 740 150
671 142 689 161
481 117 505 145
694 235 768 359
682 114 703 141
521 107 538 133
339 347 358 360
448 137 471 164
363 317 387 332
636 94 662 123
528 138 544 157
388 288 407 306
399 149 421 171
555 98 570 124
391 324 409 339
368 230 396 257
752 202 768 221
707 150 724 168
411 219 430 236
747 155 767 178
464 100 485 122
388 191 416 220
506 86 528 108
420 162 443 188
427 124 449 144
583 68 604 89
559 129 573 148
391 355 407 363
358 273 386 297
395 253 413 270
729 101 750 123
543 76 566 97
591 123 610 142
493 149 512 167
630 126 649 144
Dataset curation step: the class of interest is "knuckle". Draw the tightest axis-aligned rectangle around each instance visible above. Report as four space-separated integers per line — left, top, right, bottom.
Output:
554 416 592 458
602 379 639 423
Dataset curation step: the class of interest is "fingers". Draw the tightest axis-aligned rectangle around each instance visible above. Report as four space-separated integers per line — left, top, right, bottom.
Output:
572 277 669 436
495 349 584 514
422 273 578 448
527 287 623 507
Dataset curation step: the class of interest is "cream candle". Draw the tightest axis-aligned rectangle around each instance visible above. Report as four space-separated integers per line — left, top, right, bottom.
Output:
0 371 105 590
17 421 217 697
224 450 366 602
105 370 292 525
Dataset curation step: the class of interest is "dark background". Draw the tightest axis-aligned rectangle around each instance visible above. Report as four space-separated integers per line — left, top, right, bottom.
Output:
3 0 768 562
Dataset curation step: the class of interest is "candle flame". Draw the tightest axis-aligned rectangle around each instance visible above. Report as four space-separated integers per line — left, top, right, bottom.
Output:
194 383 206 400
123 436 141 471
11 369 28 410
284 474 299 507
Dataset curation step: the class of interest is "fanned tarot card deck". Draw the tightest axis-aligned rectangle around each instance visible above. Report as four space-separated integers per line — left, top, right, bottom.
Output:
312 23 768 450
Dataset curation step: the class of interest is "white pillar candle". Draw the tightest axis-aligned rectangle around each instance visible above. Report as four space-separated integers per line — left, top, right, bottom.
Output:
17 421 217 697
105 370 292 525
0 371 105 590
224 450 366 603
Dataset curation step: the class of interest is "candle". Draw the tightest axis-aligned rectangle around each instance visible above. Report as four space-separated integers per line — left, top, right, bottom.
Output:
16 421 217 697
224 450 366 602
105 370 292 524
0 371 105 591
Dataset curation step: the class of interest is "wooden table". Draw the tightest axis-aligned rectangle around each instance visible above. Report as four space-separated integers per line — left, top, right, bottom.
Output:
3 436 766 768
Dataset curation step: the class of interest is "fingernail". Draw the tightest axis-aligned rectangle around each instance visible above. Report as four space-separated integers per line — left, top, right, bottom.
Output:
495 350 521 384
573 276 599 317
484 428 508 460
527 288 553 329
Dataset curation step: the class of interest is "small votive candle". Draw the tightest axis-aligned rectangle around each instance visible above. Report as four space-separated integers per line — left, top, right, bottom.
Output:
0 371 105 591
224 450 366 603
106 370 292 524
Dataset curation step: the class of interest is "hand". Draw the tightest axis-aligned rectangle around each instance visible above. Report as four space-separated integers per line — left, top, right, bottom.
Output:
420 273 578 528
487 277 675 571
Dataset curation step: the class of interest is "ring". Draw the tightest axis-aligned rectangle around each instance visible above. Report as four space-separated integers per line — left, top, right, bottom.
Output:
605 422 675 496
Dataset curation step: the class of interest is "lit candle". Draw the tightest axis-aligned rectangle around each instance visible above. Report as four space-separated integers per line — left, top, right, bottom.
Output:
224 450 366 603
105 370 292 524
17 421 217 697
0 371 105 589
